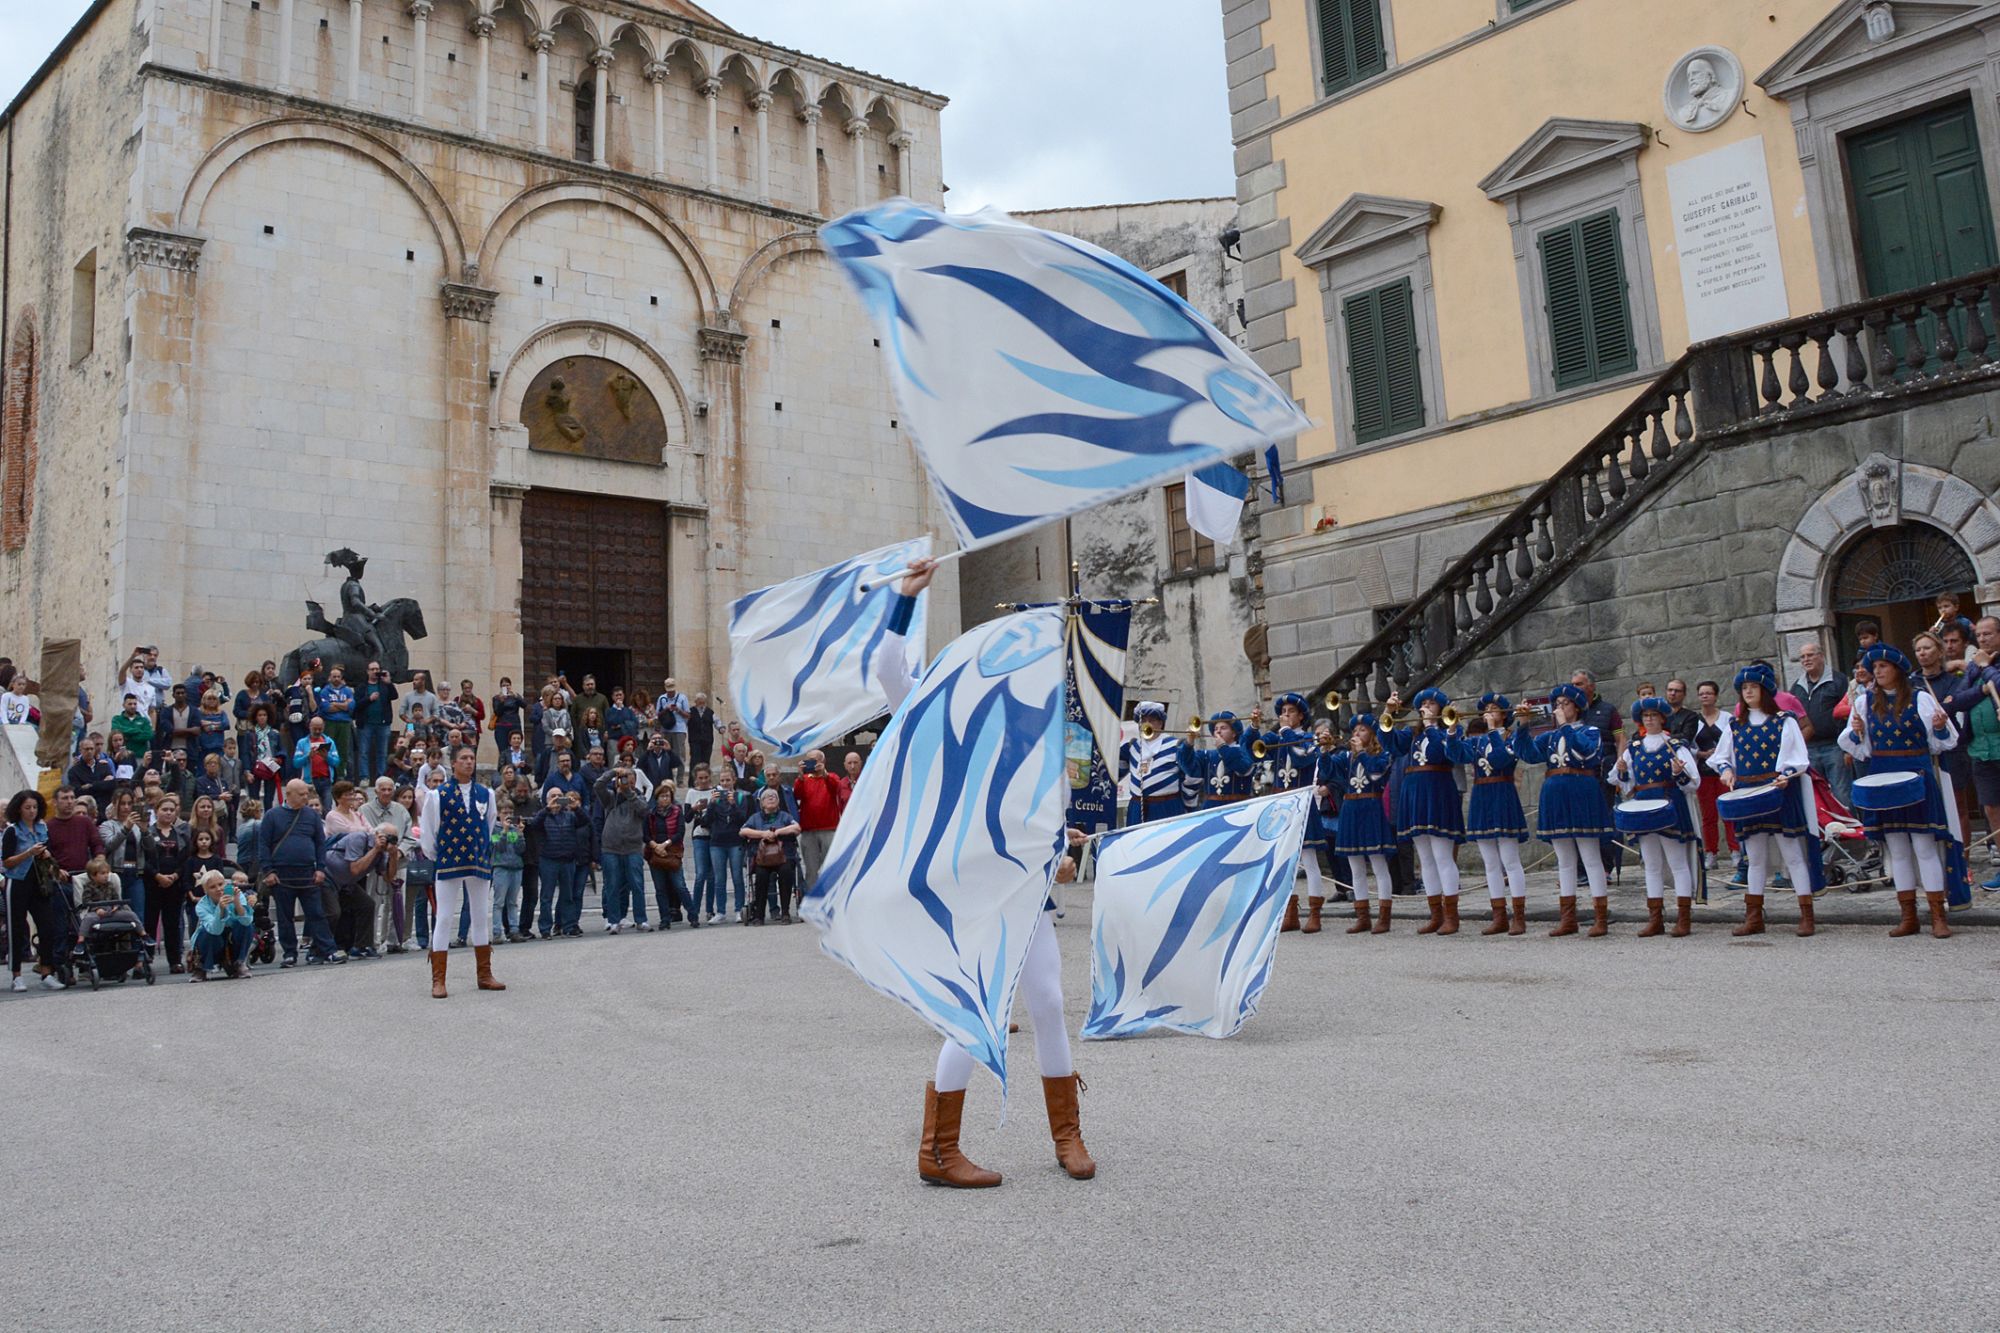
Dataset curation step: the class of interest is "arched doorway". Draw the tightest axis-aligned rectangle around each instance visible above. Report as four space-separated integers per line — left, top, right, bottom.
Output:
1829 521 1977 662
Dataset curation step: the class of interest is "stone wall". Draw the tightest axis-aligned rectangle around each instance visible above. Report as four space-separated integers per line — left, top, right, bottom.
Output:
1437 389 2000 710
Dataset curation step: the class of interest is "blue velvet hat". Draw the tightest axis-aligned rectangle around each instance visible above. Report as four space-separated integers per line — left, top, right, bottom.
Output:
1412 687 1449 712
1732 663 1778 696
1634 695 1671 721
1208 710 1240 738
1349 712 1378 733
1549 683 1586 710
1134 700 1167 722
1275 692 1308 718
1478 691 1513 712
1858 644 1912 675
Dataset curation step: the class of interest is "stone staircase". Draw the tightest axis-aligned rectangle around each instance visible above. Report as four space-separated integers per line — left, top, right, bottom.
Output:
1315 264 2000 713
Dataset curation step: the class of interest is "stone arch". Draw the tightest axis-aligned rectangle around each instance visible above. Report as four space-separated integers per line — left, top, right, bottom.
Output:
726 230 821 318
1 309 38 552
476 180 720 321
543 3 606 47
1773 452 2000 650
606 20 658 62
179 118 471 279
493 319 694 455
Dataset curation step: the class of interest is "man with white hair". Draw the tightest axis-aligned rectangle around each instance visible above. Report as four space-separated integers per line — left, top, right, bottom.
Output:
360 776 412 950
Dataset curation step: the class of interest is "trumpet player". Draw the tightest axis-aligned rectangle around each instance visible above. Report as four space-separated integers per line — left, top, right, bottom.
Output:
1248 693 1330 932
1319 714 1397 932
1612 697 1701 937
1178 711 1257 808
1380 689 1466 935
1466 694 1529 936
1118 702 1187 825
1512 683 1614 936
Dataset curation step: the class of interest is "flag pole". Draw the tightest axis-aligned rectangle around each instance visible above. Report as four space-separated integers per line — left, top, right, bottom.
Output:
854 543 967 594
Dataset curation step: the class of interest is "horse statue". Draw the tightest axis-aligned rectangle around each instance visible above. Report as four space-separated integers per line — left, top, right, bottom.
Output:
278 597 428 687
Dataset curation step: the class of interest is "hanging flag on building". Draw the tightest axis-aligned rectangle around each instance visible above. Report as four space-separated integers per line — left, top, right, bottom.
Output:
1083 787 1315 1041
821 201 1312 553
802 609 1069 1094
1264 442 1285 505
726 536 932 759
1184 461 1250 547
1063 602 1132 834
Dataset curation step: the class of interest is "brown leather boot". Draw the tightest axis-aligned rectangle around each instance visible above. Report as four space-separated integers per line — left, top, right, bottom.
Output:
1670 897 1692 937
1439 896 1460 935
1795 895 1815 938
1549 896 1577 937
1927 891 1953 939
1480 899 1508 935
1588 898 1609 937
1889 891 1919 937
919 1082 1001 1188
475 944 506 990
1302 897 1324 934
429 950 447 1000
1637 898 1664 937
1280 896 1301 933
1508 897 1526 935
1042 1072 1096 1180
1371 897 1393 934
1417 895 1443 934
1732 893 1765 936
1346 899 1372 934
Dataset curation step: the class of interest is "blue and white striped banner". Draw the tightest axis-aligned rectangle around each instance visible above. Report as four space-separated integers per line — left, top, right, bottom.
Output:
803 609 1069 1092
726 537 931 759
820 201 1312 553
1084 787 1315 1041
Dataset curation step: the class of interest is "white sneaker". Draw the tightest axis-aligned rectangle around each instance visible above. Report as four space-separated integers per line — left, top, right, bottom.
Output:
10 975 25 992
40 974 65 991
606 922 621 934
706 912 720 924
635 922 654 933
735 909 745 923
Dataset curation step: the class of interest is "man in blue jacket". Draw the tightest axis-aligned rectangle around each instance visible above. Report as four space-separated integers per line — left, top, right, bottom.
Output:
259 779 340 965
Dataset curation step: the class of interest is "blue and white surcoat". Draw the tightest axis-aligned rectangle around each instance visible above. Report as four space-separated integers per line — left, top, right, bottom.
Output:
425 780 495 881
1120 733 1189 825
1612 735 1699 844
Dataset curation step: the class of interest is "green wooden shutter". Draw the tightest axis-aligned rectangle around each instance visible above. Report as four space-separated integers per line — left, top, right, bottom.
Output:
1539 210 1635 389
1347 0 1386 82
1319 0 1387 95
1344 277 1424 444
1317 0 1351 92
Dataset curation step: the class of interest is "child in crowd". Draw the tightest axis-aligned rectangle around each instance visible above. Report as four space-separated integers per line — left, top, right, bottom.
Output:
491 798 526 942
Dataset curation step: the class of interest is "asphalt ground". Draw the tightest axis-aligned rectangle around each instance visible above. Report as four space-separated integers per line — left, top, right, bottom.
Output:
3 883 1997 1332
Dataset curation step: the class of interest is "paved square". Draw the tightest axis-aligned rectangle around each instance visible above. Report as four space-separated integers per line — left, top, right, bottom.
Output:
3 897 1995 1331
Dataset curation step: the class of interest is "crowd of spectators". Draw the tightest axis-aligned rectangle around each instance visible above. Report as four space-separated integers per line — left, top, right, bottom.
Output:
2 649 865 993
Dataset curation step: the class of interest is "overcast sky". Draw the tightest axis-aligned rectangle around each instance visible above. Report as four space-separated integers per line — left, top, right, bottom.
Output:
0 1 1235 211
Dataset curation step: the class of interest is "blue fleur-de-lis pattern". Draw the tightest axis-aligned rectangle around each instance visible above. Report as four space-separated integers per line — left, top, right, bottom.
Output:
802 610 1068 1093
727 537 932 759
820 201 1315 552
1083 788 1315 1041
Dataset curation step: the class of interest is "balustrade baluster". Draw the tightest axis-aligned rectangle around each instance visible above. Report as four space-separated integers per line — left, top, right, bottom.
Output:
1780 332 1810 405
1494 543 1514 598
1582 465 1604 519
1962 288 1990 363
1603 449 1626 504
1453 584 1474 632
1627 422 1649 482
1837 317 1868 392
1373 660 1391 701
1473 561 1494 615
1866 310 1898 383
1811 330 1839 400
1929 295 1958 369
1754 339 1782 409
1534 513 1554 562
1513 529 1534 579
1672 387 1693 442
1902 304 1928 378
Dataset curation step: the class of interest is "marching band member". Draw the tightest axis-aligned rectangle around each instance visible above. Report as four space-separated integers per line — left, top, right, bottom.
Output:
1512 683 1613 937
1838 645 1964 938
1249 693 1331 932
1464 693 1529 936
1318 714 1397 933
1178 711 1257 809
1118 701 1186 826
1381 689 1466 934
1711 663 1822 937
1612 697 1701 937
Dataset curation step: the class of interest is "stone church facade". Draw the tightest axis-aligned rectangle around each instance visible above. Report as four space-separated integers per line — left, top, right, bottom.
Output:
0 0 958 697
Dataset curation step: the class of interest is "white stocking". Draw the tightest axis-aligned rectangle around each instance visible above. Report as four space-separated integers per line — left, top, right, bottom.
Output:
428 876 494 952
1579 840 1609 900
1367 853 1394 901
1638 837 1668 901
1744 833 1772 895
1553 839 1581 899
932 910 1069 1095
1476 839 1507 901
1911 834 1945 897
1416 834 1460 898
1299 853 1324 899
1498 839 1527 900
1777 835 1812 899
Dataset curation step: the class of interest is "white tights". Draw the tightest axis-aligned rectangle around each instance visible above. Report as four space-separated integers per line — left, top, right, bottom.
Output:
1344 852 1395 901
1742 832 1812 898
429 875 492 952
1473 838 1527 901
1298 851 1324 899
1551 838 1610 900
935 910 1069 1094
1637 835 1695 901
1883 831 1945 897
1411 834 1461 898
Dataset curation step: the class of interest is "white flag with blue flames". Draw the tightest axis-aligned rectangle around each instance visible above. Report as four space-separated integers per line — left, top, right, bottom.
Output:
1084 788 1316 1041
821 201 1312 552
802 609 1069 1092
726 537 931 759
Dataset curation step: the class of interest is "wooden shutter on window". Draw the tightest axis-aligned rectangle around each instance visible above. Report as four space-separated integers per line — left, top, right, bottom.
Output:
1539 210 1635 389
1344 277 1423 444
1319 0 1387 95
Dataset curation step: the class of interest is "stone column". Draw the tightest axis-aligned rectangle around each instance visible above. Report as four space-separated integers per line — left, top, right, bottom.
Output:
409 1 432 121
531 30 553 152
701 78 722 189
276 0 295 91
646 61 669 178
799 104 822 213
698 324 749 582
472 14 495 137
488 482 529 697
118 229 205 668
590 48 613 168
891 130 914 197
346 0 365 104
846 117 869 209
440 280 500 686
751 90 773 205
208 0 225 69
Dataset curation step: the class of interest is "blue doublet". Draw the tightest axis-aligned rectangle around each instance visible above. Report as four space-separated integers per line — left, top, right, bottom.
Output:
1382 724 1465 841
1320 750 1396 856
1854 700 1955 840
434 781 494 881
1254 727 1327 846
1463 731 1528 842
1514 723 1611 840
1180 737 1256 805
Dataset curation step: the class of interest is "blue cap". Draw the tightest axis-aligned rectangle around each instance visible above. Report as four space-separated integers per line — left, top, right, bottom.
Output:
1412 687 1449 712
1634 695 1671 721
1549 683 1586 710
1135 700 1167 721
1732 663 1779 696
1275 692 1307 717
1858 644 1912 675
1478 691 1512 712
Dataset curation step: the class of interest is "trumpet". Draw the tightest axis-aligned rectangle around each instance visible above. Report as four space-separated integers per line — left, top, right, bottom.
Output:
1314 731 1339 751
1250 738 1269 759
1440 705 1461 729
1186 714 1207 736
1513 701 1537 723
1138 720 1159 740
1379 710 1412 730
1322 691 1345 713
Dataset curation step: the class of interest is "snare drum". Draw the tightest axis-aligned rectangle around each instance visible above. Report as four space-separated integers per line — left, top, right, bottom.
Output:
1613 798 1676 835
1716 783 1782 824
1850 770 1925 813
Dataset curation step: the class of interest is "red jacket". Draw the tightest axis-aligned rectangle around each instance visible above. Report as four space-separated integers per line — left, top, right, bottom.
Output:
793 771 843 832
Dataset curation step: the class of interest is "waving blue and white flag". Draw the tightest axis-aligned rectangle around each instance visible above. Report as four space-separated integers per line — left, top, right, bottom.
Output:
1084 788 1315 1041
726 537 931 759
821 201 1312 553
1184 461 1250 547
803 609 1069 1092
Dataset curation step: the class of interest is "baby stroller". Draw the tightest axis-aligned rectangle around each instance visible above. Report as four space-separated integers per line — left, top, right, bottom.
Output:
1811 769 1881 893
72 896 155 988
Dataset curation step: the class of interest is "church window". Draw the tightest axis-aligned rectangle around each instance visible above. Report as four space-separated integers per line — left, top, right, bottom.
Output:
1537 210 1636 389
1314 0 1388 97
574 80 595 162
1342 277 1425 444
70 249 96 365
